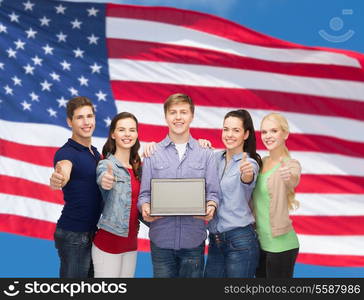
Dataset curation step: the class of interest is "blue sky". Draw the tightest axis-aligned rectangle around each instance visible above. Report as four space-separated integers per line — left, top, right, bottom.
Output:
69 0 364 53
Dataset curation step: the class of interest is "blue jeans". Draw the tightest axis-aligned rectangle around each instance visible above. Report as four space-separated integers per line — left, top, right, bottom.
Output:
54 227 94 278
150 242 205 278
204 225 260 278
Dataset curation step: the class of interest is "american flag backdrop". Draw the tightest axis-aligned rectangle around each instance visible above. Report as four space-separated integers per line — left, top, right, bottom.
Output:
1 0 364 271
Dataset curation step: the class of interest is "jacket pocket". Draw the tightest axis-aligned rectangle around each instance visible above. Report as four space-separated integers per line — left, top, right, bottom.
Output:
113 174 130 193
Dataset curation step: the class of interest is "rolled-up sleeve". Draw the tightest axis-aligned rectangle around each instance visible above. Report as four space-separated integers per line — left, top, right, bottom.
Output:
137 156 152 211
205 150 220 206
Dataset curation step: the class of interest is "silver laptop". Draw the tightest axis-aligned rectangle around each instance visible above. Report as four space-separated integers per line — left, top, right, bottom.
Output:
150 178 206 216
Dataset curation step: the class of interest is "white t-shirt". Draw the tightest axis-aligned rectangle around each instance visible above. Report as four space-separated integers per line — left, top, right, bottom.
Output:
175 143 187 161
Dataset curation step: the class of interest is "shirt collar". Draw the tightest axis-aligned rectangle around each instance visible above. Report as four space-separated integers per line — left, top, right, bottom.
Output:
219 150 246 162
67 138 97 153
106 153 123 168
160 135 196 150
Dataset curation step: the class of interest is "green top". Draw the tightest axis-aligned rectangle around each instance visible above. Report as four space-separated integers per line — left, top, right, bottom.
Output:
253 163 299 252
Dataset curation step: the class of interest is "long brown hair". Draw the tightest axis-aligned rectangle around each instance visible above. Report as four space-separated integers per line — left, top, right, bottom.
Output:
102 112 141 180
224 109 262 169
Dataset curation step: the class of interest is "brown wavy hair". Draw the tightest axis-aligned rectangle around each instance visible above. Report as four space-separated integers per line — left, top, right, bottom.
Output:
102 112 141 181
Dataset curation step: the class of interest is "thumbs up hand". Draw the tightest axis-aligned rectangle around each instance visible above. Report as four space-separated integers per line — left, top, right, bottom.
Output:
101 163 115 190
239 152 254 183
50 162 65 190
279 157 291 181
55 162 62 174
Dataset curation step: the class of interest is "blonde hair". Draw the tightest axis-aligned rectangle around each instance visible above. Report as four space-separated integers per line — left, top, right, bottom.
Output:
261 112 299 210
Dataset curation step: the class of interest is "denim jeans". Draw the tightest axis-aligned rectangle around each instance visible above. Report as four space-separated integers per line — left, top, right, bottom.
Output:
54 227 94 278
204 225 260 278
150 242 205 278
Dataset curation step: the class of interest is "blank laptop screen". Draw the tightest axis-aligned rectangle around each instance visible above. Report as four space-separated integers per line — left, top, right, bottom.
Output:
150 178 206 216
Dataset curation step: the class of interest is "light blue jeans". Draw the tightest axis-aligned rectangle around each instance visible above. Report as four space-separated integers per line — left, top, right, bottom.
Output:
54 227 94 278
204 225 260 278
150 242 205 278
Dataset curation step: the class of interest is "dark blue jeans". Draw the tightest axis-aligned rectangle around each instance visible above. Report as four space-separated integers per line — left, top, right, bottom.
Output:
150 242 205 278
204 225 260 278
54 227 94 278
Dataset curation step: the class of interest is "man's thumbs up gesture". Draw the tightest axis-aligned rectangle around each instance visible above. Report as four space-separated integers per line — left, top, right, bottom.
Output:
50 162 65 190
239 152 254 184
279 157 291 181
101 163 115 190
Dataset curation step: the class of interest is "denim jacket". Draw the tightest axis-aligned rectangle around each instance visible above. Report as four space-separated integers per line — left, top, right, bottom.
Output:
96 154 132 237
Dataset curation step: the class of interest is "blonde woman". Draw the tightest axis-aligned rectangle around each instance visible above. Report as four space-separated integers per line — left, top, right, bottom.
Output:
253 113 301 278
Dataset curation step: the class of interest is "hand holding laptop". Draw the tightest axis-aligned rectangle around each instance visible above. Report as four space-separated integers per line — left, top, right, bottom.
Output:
194 200 217 222
141 203 163 222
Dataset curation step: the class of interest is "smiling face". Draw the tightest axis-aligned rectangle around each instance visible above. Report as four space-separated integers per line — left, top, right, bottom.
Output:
111 117 138 150
67 105 95 143
260 118 288 152
165 102 194 139
222 116 249 155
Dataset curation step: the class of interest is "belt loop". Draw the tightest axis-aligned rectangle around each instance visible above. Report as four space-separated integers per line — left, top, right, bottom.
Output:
214 233 221 243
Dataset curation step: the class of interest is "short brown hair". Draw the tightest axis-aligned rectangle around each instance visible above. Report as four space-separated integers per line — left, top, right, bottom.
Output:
163 93 194 115
66 96 95 119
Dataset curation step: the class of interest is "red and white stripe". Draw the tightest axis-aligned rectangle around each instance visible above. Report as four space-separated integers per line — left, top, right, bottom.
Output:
1 3 363 267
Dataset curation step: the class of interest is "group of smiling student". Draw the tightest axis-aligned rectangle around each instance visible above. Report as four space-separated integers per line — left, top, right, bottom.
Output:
50 93 301 279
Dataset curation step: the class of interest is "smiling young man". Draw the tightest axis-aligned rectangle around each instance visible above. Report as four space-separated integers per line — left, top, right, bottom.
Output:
49 96 103 278
138 93 219 278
